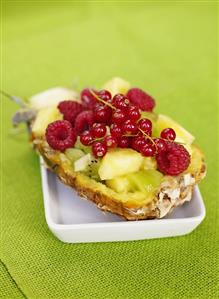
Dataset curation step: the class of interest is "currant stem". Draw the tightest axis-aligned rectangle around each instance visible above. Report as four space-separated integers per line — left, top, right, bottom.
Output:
92 137 103 143
138 128 158 152
89 89 116 110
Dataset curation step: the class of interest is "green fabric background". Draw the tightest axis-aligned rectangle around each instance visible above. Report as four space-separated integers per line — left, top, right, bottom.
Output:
1 1 218 298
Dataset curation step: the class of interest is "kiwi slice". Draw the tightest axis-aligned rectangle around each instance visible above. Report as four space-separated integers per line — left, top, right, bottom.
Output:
127 170 163 194
65 148 85 162
84 158 101 181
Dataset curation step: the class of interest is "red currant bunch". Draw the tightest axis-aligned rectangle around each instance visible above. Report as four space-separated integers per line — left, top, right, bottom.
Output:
46 86 190 176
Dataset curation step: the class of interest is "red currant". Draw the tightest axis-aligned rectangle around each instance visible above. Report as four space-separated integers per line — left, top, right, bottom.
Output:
110 123 122 137
81 88 97 109
160 128 176 141
118 136 130 148
104 135 117 148
111 109 127 124
127 106 141 122
154 138 167 153
92 141 107 158
90 123 106 138
138 118 152 135
94 104 112 124
122 120 138 135
98 90 112 102
80 130 93 146
140 143 156 157
131 136 147 151
112 94 130 110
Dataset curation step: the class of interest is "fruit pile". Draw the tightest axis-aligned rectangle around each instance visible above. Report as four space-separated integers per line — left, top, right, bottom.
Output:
45 87 190 176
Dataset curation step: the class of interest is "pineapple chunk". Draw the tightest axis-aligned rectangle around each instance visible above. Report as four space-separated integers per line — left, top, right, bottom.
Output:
140 111 158 122
186 145 204 175
32 107 62 136
98 148 143 180
103 77 131 96
156 114 195 144
142 157 157 170
106 176 132 193
29 87 78 110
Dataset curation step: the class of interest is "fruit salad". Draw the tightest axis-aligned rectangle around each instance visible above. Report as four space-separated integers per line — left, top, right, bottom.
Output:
11 77 206 220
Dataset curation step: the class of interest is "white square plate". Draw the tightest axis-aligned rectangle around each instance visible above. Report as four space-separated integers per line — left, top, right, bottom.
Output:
40 159 206 243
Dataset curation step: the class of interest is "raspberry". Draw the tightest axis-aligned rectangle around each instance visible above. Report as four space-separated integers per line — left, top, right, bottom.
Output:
58 101 84 125
156 142 190 176
74 110 94 134
46 120 76 152
127 88 155 112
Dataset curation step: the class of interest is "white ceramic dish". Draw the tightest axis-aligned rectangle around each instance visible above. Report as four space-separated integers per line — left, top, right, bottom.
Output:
40 159 206 243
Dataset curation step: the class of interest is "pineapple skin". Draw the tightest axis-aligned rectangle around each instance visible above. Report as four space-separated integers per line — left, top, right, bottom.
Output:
34 137 206 221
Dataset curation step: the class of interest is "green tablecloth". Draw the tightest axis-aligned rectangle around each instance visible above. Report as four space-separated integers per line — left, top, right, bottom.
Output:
1 1 218 298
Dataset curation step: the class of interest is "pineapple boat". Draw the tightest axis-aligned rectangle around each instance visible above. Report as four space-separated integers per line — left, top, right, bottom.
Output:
15 78 206 220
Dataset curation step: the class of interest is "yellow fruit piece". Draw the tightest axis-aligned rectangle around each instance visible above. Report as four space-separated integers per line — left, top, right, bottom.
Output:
32 107 62 136
106 176 132 193
140 111 158 122
121 192 153 207
98 148 143 180
29 87 79 110
156 114 195 144
186 145 204 175
103 77 131 96
141 157 157 170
